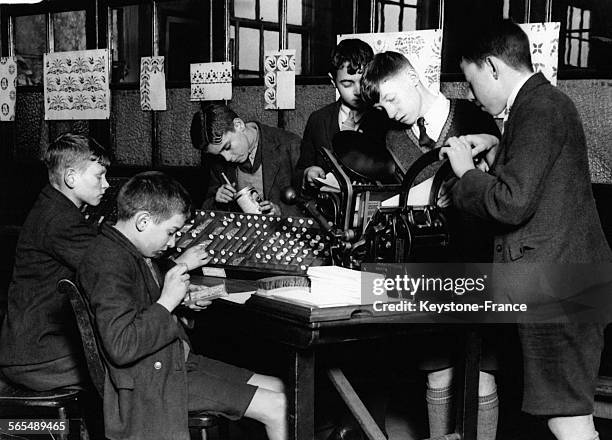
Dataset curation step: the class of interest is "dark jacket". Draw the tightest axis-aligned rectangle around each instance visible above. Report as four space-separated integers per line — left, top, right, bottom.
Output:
202 122 302 216
78 224 191 440
453 73 612 264
0 185 96 368
293 100 391 187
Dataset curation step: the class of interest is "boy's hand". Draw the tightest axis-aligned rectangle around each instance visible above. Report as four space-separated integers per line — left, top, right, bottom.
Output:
157 263 190 312
174 244 211 270
440 137 476 178
215 183 236 203
259 201 281 216
460 134 499 168
303 166 325 188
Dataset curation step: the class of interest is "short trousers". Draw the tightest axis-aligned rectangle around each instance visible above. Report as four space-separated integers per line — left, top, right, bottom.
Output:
1 353 88 391
417 326 498 372
519 322 604 416
186 352 257 420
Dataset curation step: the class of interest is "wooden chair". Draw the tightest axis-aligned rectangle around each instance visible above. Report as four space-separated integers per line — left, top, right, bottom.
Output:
58 278 228 440
0 374 86 440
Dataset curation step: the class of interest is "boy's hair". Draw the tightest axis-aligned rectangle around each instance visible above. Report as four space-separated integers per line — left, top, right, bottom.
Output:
329 39 374 78
43 133 110 186
190 104 238 152
116 171 192 223
360 51 418 106
460 19 533 72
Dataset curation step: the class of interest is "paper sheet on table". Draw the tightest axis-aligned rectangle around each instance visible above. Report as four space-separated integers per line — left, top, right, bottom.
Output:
381 176 433 207
315 172 341 193
220 291 254 304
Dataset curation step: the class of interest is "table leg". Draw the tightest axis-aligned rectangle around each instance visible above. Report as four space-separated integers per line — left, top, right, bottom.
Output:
454 329 482 440
288 348 315 440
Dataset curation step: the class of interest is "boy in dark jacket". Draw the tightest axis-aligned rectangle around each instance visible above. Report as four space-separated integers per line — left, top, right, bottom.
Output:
78 171 286 440
0 134 110 390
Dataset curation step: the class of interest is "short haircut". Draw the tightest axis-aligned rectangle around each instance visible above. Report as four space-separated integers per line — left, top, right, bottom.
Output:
43 133 110 186
190 104 238 152
360 51 418 106
460 19 533 72
329 39 374 78
116 171 192 223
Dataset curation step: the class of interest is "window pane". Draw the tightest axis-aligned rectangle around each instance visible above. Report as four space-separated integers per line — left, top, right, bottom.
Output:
287 0 302 25
110 4 152 83
381 4 400 32
53 11 86 52
263 29 279 53
288 32 302 74
402 7 417 31
239 27 260 72
261 0 278 22
157 0 210 81
234 0 255 20
14 14 45 86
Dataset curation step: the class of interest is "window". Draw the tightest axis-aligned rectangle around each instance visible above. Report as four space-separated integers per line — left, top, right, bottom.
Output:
230 0 351 78
554 0 612 74
109 4 152 83
53 10 86 52
14 14 46 86
157 0 211 82
374 0 418 32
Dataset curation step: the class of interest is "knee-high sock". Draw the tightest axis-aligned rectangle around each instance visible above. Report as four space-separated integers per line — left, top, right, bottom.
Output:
426 385 453 437
477 390 498 440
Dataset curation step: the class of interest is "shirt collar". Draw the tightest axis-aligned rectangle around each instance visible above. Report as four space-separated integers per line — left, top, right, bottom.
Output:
411 93 450 142
506 72 535 114
338 103 363 128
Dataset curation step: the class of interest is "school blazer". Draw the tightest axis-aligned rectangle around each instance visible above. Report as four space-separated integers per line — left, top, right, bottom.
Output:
0 185 97 367
78 225 191 440
202 122 302 216
293 100 391 188
453 73 612 264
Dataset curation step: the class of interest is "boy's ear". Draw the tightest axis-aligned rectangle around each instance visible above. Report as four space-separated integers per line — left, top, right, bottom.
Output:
135 211 151 232
63 168 77 189
486 57 499 80
232 118 246 131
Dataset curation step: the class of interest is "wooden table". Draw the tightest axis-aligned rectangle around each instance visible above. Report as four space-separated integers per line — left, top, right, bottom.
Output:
191 277 481 440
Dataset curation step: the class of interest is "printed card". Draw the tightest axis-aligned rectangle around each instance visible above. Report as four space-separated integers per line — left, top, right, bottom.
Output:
264 50 296 110
140 56 166 111
0 57 17 122
190 61 232 101
338 30 443 94
44 49 110 120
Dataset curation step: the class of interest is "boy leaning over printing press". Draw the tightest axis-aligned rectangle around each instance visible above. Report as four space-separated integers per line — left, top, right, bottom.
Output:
77 171 287 440
360 52 500 440
0 133 110 391
294 38 391 191
192 103 301 216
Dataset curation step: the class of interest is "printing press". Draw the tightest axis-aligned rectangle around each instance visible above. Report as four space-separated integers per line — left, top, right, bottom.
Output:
82 132 453 275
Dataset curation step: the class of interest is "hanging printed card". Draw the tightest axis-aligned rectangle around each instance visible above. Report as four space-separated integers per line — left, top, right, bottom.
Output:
190 62 232 101
264 49 296 110
518 22 560 86
44 49 110 120
0 57 17 122
338 30 442 94
140 56 166 111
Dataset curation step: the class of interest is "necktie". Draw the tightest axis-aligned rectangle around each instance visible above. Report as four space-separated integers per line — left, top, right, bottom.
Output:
341 110 357 131
417 117 435 149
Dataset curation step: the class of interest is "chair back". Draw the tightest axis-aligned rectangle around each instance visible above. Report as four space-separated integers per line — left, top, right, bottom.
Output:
58 279 106 398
